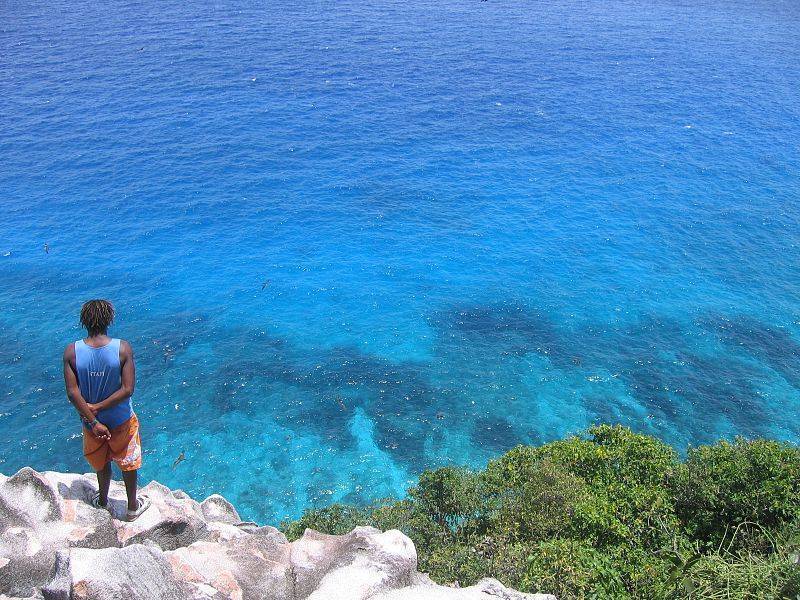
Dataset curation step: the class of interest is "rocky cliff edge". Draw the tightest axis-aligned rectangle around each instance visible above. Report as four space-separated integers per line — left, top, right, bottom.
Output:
0 468 555 600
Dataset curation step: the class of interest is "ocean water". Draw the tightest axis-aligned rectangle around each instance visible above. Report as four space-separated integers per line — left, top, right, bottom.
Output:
1 0 799 523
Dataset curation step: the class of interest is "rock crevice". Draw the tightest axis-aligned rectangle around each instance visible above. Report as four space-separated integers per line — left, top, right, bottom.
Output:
0 468 555 600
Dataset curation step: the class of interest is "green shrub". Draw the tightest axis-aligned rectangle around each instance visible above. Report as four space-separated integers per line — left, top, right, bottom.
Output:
689 551 800 599
673 438 800 549
520 539 629 599
488 425 682 550
487 459 589 543
416 542 491 587
408 466 483 533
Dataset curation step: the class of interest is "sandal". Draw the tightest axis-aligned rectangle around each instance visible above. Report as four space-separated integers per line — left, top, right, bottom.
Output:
91 492 110 511
126 495 151 521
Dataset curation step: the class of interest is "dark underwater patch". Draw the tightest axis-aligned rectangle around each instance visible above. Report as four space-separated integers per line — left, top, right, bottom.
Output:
581 315 772 441
360 366 443 466
296 345 441 461
581 391 639 426
699 314 800 388
429 303 580 371
471 415 522 453
190 332 446 465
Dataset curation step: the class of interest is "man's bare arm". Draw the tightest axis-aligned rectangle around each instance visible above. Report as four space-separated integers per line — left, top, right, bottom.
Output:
89 341 135 412
63 344 110 439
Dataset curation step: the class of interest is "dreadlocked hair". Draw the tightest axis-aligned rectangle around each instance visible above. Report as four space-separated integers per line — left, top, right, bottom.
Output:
80 299 115 336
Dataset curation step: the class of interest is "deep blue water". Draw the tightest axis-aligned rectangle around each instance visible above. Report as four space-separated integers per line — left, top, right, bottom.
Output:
1 0 799 523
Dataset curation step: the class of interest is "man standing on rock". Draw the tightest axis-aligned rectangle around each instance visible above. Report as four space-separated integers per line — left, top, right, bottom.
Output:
63 299 150 520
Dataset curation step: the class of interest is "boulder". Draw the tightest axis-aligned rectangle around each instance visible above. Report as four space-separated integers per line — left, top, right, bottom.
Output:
40 550 71 600
1 468 62 526
65 544 188 600
472 578 557 600
40 471 118 549
204 520 249 544
199 495 240 525
0 525 54 597
292 527 416 600
371 578 557 600
166 533 293 600
115 481 209 550
0 468 115 597
42 473 208 550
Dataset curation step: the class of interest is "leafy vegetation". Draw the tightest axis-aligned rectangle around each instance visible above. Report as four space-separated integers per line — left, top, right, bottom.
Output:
282 425 800 599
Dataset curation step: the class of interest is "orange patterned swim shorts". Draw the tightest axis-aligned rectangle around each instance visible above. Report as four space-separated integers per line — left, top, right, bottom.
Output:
82 414 142 472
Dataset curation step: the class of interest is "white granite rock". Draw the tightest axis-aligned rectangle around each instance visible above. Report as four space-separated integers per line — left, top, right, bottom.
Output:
199 495 240 525
0 468 116 597
67 545 187 600
371 578 557 600
294 527 416 600
166 532 293 600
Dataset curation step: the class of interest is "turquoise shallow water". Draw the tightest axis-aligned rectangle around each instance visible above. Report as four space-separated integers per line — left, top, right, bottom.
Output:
1 0 799 523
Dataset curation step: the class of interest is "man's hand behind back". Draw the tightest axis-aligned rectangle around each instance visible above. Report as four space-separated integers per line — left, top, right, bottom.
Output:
92 422 111 440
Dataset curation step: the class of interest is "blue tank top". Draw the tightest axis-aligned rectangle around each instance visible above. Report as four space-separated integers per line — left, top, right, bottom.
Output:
75 338 133 429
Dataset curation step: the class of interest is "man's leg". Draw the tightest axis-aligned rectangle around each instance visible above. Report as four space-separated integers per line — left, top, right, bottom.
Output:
114 415 143 514
96 462 112 506
121 469 138 511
